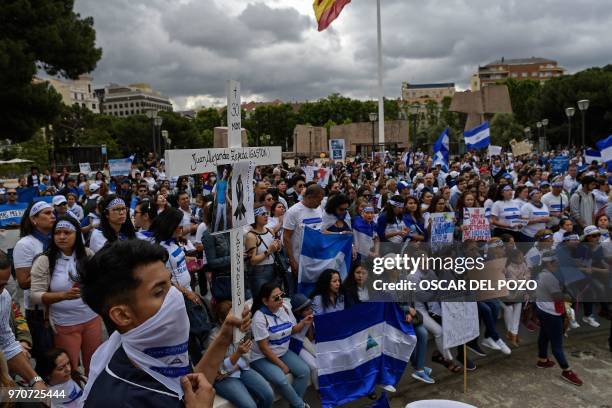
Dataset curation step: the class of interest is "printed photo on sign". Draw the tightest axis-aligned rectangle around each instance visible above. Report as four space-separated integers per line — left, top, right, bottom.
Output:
231 161 255 228
209 164 233 233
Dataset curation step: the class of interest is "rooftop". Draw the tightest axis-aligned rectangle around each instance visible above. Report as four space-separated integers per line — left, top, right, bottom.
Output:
403 82 455 90
486 57 557 66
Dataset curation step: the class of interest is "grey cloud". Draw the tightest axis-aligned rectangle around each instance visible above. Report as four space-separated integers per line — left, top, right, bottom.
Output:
74 0 612 108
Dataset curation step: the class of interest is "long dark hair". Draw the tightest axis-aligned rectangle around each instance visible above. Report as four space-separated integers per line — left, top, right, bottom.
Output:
252 281 282 313
98 195 136 242
136 198 158 223
324 193 350 215
35 347 86 388
20 201 38 238
343 262 366 304
384 194 405 223
47 216 87 277
150 207 183 243
312 269 342 310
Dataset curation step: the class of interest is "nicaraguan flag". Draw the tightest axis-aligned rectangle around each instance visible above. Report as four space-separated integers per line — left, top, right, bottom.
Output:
315 303 417 408
433 128 449 171
298 227 352 295
596 136 612 163
352 216 375 259
464 122 491 150
584 149 602 164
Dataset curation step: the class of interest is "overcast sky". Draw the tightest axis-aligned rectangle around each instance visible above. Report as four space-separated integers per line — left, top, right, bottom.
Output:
75 0 612 110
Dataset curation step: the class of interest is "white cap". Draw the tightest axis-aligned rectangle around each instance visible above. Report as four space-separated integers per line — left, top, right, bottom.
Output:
89 183 100 192
52 195 67 206
582 225 601 238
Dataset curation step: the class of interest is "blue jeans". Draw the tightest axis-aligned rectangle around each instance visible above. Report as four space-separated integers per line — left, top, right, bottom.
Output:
214 369 274 408
536 306 569 369
478 301 500 341
251 351 310 408
410 323 428 370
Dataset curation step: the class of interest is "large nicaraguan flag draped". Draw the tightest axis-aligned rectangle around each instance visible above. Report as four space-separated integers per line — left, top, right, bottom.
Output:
584 148 602 164
596 135 612 164
463 122 491 150
314 0 351 31
315 302 417 408
298 227 352 295
433 128 450 171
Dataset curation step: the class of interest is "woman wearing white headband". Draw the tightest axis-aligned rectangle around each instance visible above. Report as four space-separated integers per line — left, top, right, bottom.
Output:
519 189 551 243
376 194 408 244
30 216 101 375
89 194 135 253
13 201 56 363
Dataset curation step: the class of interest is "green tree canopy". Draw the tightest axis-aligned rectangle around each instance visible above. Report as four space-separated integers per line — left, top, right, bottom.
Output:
0 0 102 142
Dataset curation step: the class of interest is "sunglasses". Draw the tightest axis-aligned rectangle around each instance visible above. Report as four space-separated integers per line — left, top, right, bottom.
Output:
272 292 285 302
7 192 17 195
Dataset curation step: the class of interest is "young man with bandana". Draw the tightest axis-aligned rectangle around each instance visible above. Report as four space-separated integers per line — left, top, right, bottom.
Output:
78 239 251 407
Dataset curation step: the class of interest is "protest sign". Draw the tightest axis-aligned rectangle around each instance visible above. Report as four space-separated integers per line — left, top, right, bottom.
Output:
16 187 38 203
463 208 491 241
510 139 533 157
442 302 480 349
108 156 134 177
329 139 346 161
230 161 255 229
315 167 331 187
551 156 570 173
79 163 92 174
0 203 28 228
430 212 455 245
488 145 502 158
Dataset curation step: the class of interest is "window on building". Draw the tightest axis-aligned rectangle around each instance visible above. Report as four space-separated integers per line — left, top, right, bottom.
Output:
130 103 134 107
532 72 538 77
82 103 86 108
511 73 518 78
88 84 91 93
521 72 528 77
92 104 96 110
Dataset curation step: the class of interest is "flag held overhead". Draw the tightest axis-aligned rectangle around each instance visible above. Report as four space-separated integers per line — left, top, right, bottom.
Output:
314 0 351 31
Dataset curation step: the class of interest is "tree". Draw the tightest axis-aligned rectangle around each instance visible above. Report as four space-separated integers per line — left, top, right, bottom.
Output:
502 78 542 127
490 113 524 146
0 0 102 142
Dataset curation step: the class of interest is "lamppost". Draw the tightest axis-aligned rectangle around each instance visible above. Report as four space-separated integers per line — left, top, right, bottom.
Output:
154 116 163 158
536 121 542 151
524 127 531 142
541 118 549 151
369 112 378 157
309 127 313 158
565 107 576 147
577 99 590 147
409 104 420 150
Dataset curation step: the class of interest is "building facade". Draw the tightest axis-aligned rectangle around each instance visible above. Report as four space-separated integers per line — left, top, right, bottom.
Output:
401 82 456 105
96 83 173 117
476 57 565 87
44 75 100 113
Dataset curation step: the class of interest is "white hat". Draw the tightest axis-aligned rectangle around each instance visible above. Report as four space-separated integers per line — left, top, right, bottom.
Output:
89 183 100 192
449 171 459 178
52 195 67 206
582 225 601 238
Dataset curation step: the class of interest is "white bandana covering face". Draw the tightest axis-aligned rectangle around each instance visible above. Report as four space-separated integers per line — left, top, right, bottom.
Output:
81 286 190 403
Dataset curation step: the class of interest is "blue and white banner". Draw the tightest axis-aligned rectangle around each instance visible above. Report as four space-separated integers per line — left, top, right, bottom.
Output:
551 156 569 173
315 303 416 408
0 203 28 228
352 217 375 259
298 227 352 295
108 155 135 177
596 136 612 163
433 128 449 171
584 148 602 164
464 122 491 150
16 187 38 203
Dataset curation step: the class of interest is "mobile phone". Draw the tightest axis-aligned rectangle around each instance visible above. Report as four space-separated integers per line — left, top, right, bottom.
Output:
240 330 254 344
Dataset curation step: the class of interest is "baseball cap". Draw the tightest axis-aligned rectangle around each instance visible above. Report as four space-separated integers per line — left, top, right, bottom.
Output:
52 195 67 206
89 183 100 192
290 293 312 313
582 225 601 238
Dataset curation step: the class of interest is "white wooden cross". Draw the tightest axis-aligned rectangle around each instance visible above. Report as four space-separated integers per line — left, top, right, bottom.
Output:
165 80 281 341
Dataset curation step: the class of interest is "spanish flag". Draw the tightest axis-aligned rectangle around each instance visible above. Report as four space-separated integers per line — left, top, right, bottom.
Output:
314 0 351 31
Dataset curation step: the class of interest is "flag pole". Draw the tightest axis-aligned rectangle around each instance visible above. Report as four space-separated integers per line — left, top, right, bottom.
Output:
376 0 385 150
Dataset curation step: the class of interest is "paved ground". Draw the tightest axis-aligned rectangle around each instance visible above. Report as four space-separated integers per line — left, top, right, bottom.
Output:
301 324 612 408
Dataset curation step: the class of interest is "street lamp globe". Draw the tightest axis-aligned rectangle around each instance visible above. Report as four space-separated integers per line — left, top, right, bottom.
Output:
409 104 420 115
542 118 549 127
577 99 590 111
154 117 163 127
565 107 576 118
369 112 378 122
536 121 542 129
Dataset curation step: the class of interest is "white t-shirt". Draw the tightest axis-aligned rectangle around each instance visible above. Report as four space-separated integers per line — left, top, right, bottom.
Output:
88 229 107 253
525 246 543 269
193 222 208 245
160 240 192 291
520 202 549 238
536 270 562 316
251 300 296 361
283 202 323 261
563 175 578 194
180 207 196 243
48 254 98 327
13 235 44 310
491 200 521 231
49 379 82 408
542 192 568 215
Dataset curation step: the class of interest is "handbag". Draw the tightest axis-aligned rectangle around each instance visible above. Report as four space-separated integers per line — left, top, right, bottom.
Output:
211 273 232 301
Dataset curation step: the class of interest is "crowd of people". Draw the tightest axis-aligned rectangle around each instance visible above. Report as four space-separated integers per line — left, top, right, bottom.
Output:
1 147 612 407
